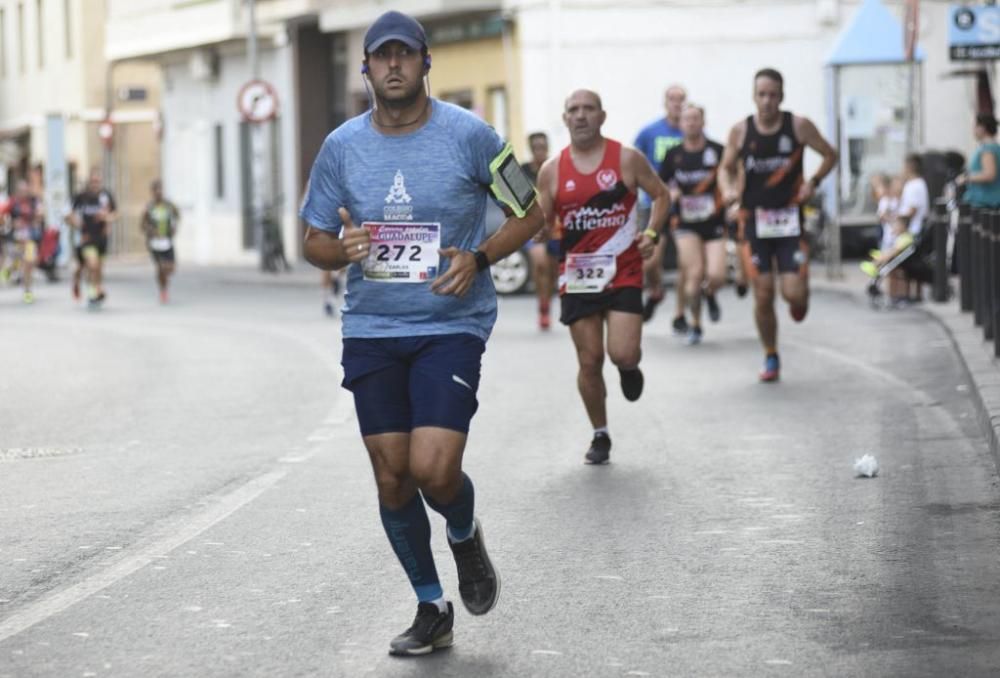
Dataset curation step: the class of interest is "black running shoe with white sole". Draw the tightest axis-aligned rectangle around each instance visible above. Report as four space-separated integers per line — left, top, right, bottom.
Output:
389 602 454 657
449 518 500 616
585 432 611 465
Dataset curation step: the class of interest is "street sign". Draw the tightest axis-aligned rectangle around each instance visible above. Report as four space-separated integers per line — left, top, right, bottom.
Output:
237 79 279 123
97 119 114 149
949 4 1000 60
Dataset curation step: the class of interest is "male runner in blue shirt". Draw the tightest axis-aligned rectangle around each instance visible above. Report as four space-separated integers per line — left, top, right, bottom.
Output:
635 85 688 332
300 11 544 657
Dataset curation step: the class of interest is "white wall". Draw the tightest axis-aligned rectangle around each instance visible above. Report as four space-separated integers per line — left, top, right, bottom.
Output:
0 0 91 171
161 41 298 265
919 1 981 158
514 0 976 175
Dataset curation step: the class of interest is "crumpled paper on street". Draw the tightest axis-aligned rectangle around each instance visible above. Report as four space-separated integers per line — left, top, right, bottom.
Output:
853 454 879 478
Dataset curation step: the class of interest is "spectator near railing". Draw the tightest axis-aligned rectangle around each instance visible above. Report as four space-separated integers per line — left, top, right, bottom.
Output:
959 114 1000 210
952 112 1000 357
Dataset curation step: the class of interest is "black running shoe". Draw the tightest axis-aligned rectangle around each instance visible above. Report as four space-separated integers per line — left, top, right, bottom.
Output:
672 315 689 335
389 602 454 657
585 433 611 465
618 367 644 401
736 283 748 298
642 294 664 323
705 293 721 322
449 518 500 616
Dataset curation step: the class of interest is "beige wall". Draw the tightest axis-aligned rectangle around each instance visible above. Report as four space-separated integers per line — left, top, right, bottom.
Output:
0 0 161 254
428 34 524 154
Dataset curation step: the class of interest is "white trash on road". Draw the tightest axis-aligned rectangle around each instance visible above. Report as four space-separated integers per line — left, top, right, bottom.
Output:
854 454 879 478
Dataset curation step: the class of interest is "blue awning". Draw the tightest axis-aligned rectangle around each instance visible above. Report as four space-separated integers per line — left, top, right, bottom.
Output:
827 0 925 66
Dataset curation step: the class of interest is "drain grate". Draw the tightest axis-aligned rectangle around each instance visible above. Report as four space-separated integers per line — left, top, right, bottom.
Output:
0 447 84 462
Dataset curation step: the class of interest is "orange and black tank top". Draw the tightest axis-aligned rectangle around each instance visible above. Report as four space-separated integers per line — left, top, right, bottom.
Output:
739 112 804 210
554 138 642 292
659 139 724 227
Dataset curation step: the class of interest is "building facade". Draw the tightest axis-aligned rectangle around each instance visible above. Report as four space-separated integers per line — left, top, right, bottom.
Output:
0 0 160 255
105 0 519 265
104 0 977 265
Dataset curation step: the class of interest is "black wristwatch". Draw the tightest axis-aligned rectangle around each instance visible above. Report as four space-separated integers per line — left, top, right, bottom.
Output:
472 249 490 272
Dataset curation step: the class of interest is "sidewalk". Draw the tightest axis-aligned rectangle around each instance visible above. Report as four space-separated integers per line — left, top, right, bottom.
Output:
813 264 1000 475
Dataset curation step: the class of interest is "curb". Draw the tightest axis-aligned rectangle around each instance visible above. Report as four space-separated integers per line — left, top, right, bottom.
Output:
917 304 1000 477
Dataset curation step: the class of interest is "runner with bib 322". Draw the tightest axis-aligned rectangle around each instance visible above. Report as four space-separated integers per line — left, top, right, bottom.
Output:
535 89 670 465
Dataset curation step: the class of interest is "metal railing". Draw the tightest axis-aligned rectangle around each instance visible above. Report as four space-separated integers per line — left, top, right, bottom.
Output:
956 204 1000 357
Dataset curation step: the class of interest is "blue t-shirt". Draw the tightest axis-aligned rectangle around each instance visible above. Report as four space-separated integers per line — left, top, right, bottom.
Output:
965 142 1000 208
634 117 682 207
300 100 505 341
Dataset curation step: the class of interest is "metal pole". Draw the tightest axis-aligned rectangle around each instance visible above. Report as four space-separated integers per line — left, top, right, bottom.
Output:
959 204 973 311
993 214 1000 356
973 209 984 325
246 0 269 270
932 199 948 303
829 66 843 280
980 210 1000 340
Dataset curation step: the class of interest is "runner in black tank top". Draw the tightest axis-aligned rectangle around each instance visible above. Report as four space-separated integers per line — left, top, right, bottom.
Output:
719 68 838 382
658 104 727 344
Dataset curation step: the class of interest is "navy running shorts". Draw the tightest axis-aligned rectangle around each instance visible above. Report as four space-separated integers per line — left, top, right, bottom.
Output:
341 333 486 436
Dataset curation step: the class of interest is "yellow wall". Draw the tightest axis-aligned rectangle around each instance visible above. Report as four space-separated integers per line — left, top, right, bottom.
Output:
428 33 525 163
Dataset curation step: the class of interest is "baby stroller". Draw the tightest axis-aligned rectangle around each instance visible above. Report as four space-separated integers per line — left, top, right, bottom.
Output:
863 230 934 309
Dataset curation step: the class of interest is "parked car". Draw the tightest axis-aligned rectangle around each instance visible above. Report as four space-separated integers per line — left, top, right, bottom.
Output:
483 200 532 295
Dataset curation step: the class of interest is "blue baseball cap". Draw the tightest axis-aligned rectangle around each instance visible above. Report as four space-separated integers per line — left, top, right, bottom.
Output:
364 11 427 54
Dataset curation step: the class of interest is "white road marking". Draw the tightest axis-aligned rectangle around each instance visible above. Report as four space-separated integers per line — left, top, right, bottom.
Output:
531 650 563 656
759 540 804 545
765 659 792 665
595 575 624 581
0 468 287 643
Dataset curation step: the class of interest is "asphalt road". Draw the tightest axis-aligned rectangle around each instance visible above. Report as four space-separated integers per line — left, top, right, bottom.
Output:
1 263 998 677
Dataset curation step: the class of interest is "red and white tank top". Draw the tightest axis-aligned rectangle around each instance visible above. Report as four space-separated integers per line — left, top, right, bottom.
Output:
555 139 641 294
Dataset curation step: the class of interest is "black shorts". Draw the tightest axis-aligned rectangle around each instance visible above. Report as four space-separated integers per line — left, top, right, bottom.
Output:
559 286 643 326
742 209 808 276
151 248 175 264
76 237 108 263
675 221 725 242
